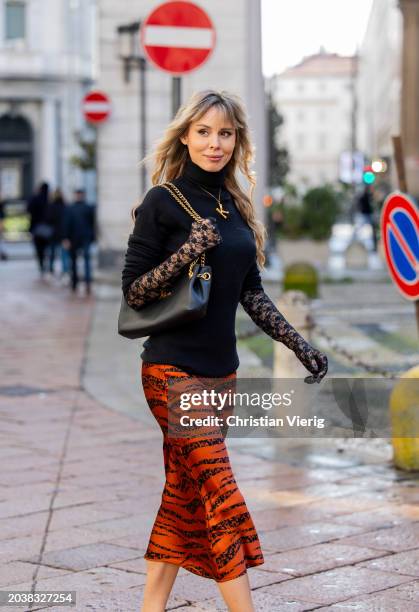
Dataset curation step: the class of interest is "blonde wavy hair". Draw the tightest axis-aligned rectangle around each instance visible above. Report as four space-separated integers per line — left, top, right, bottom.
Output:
136 89 266 267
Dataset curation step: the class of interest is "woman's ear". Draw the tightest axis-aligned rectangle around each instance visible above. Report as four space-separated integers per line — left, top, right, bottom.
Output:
180 134 188 145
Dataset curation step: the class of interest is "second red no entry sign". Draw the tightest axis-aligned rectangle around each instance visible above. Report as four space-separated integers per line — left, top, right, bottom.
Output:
82 91 111 124
141 1 216 75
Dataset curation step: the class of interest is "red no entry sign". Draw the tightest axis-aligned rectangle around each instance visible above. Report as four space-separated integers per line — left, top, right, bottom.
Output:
82 91 111 124
381 192 419 300
141 1 216 75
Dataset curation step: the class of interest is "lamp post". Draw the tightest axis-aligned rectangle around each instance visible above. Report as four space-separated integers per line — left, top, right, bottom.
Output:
116 21 147 194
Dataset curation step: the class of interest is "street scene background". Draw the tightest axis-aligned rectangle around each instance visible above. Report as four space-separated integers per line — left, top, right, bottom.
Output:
1 0 419 610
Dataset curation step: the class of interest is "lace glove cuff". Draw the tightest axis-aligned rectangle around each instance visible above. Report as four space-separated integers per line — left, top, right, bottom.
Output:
240 287 328 380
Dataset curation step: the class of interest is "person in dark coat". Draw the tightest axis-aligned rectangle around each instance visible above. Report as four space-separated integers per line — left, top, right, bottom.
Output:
357 184 377 251
0 189 8 261
27 182 52 277
62 188 95 294
46 188 69 276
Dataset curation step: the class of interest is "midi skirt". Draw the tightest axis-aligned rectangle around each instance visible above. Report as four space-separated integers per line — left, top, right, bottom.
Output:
141 361 264 582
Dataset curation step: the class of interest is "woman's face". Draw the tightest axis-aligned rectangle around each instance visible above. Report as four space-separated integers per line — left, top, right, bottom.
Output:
181 106 236 172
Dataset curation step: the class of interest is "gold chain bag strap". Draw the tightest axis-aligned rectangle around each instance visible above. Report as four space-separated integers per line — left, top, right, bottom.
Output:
118 182 213 339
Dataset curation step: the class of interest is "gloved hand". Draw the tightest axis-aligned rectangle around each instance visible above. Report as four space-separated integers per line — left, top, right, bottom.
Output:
296 342 328 383
186 217 222 253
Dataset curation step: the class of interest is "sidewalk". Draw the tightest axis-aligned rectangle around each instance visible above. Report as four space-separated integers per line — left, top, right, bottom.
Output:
1 259 419 611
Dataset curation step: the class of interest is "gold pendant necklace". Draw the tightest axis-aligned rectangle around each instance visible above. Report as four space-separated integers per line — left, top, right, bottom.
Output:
200 186 230 220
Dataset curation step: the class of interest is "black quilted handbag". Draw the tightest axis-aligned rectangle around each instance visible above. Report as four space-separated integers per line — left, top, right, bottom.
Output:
118 183 212 339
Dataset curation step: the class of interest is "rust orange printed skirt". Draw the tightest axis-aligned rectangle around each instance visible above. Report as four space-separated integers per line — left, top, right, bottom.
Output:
141 361 264 582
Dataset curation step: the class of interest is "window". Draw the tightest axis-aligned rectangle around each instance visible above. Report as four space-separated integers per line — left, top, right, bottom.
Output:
318 133 327 151
296 133 305 150
5 1 26 41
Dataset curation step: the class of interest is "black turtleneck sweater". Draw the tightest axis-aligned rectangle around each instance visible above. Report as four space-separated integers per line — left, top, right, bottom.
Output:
121 158 263 377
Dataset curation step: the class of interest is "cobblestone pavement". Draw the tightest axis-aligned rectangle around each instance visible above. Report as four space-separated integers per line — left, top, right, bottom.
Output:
0 258 418 611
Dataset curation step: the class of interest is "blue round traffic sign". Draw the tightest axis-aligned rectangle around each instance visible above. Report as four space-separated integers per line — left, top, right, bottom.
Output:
381 192 419 300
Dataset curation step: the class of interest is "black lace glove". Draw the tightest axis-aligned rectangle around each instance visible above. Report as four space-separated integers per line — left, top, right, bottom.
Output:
240 287 328 381
125 217 221 309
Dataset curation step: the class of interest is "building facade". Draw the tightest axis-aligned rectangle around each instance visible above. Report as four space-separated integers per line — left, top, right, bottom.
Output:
270 51 356 190
356 0 402 165
0 0 96 204
95 0 266 264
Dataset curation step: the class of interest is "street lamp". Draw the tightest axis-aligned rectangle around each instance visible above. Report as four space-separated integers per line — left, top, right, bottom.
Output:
116 21 147 194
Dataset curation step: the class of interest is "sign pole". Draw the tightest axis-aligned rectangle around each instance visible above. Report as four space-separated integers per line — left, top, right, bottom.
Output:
139 58 147 194
392 135 408 193
172 77 182 118
391 135 419 336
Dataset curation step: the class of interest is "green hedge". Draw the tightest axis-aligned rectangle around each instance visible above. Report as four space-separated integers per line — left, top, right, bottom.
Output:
275 185 342 241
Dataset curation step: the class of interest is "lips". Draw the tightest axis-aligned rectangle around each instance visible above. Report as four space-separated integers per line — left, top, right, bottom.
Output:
206 156 223 161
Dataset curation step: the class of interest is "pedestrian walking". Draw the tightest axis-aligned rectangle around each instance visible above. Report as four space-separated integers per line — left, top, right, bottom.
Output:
0 190 8 261
121 90 328 612
46 188 69 277
27 182 53 278
62 188 95 295
356 184 378 251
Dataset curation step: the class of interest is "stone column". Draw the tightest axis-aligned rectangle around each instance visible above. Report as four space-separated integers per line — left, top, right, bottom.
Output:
40 97 57 187
399 0 419 196
247 0 266 221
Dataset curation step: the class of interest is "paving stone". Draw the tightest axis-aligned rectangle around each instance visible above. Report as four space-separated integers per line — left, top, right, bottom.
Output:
303 495 386 515
42 526 123 553
0 468 58 487
358 548 419 577
259 543 388 576
108 556 147 575
315 592 419 611
251 506 341 531
81 515 155 540
339 523 419 553
188 590 317 611
47 505 128 531
0 497 51 519
377 580 419 603
12 570 150 611
330 504 419 530
257 567 413 605
259 521 366 553
28 543 141 571
0 512 50 539
0 534 44 563
0 561 69 587
106 533 149 551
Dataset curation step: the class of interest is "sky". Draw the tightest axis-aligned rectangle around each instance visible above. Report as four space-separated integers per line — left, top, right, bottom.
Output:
261 0 374 76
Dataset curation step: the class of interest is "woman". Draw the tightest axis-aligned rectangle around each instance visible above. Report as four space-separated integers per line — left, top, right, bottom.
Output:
121 90 328 612
27 182 52 278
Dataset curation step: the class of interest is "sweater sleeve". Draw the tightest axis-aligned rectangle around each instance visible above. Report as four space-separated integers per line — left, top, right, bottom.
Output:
240 259 263 299
121 187 169 297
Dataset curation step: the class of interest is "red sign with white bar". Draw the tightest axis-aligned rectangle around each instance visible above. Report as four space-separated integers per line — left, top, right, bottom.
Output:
82 91 111 124
141 1 216 75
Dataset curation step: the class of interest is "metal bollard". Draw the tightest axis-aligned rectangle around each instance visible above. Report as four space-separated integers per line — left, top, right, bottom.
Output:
273 290 314 379
390 365 419 471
